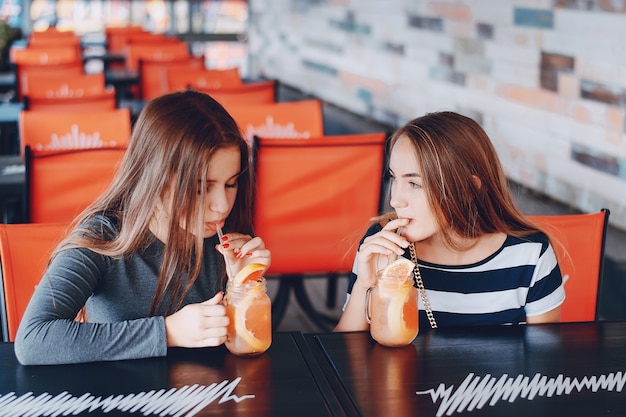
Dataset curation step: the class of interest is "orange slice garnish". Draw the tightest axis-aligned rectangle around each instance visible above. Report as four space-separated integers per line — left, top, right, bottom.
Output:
381 257 415 280
234 293 272 352
232 262 267 284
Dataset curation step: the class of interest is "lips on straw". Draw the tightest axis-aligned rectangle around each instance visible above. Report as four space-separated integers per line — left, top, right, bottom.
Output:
216 225 234 280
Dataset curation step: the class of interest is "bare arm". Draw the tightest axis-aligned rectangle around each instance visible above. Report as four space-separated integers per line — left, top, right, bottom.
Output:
526 306 561 324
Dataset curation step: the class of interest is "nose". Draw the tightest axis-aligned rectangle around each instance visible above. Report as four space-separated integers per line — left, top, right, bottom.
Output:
207 188 230 216
389 184 406 209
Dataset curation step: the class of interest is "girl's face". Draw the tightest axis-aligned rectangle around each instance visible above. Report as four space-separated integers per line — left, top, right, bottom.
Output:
155 146 241 240
197 146 241 238
389 136 440 243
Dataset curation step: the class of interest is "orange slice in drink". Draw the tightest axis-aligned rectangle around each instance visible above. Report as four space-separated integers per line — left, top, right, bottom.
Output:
381 257 415 280
232 262 267 284
234 292 272 352
387 286 418 341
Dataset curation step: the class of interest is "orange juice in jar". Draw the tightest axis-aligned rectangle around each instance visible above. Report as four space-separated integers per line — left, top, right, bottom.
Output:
224 276 272 356
366 258 418 347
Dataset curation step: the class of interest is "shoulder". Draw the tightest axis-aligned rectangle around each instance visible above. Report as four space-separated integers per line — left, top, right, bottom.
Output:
504 231 551 255
76 212 120 241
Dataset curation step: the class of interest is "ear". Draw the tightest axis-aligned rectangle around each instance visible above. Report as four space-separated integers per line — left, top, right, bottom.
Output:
471 175 482 190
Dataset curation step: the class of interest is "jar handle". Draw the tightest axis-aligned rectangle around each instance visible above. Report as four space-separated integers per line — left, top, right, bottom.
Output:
365 286 374 324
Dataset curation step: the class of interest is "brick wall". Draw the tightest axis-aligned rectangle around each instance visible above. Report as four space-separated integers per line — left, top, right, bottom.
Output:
248 0 626 230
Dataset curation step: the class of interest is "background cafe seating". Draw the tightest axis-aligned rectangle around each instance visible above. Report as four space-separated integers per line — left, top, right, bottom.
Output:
22 72 116 112
10 46 84 101
121 40 191 99
138 56 205 101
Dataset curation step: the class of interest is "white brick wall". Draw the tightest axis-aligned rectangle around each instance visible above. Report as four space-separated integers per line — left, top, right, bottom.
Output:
248 0 626 229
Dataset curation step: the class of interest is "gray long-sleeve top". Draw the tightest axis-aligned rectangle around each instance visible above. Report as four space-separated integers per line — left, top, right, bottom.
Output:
14 218 224 365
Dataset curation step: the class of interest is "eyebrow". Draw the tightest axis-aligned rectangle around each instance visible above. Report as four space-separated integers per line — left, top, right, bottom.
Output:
389 169 421 178
199 172 242 183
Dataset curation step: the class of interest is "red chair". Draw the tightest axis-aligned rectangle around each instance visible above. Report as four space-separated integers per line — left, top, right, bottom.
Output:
25 145 127 223
252 132 387 330
124 41 189 71
197 80 277 107
227 99 324 145
25 72 107 98
18 108 131 156
23 90 117 112
23 73 116 111
0 222 69 341
166 67 243 92
138 56 204 101
529 209 610 322
11 46 84 101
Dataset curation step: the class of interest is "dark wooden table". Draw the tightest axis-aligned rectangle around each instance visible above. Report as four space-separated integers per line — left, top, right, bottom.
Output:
306 322 626 417
0 332 346 416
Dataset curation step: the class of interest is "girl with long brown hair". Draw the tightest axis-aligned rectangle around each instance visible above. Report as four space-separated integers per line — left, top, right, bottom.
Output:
15 91 271 365
335 111 564 332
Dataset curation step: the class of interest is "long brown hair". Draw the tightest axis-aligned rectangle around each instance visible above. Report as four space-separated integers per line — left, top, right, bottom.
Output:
385 111 540 250
54 90 253 314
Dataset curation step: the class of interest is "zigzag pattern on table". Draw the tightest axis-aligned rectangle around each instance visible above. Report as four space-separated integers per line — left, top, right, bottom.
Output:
417 370 626 417
0 377 254 417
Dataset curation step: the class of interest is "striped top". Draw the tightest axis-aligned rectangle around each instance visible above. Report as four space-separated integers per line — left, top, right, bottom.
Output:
346 224 565 328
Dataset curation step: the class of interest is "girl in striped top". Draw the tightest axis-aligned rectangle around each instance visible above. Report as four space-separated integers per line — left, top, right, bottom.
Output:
334 111 564 331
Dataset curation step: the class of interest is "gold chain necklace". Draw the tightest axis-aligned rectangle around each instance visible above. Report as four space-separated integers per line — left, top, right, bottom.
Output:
409 243 438 329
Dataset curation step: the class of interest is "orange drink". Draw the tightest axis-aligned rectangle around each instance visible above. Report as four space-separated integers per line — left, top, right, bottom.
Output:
366 258 419 347
224 275 272 356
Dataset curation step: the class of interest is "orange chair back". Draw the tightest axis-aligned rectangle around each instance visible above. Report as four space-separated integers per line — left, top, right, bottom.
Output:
139 56 204 100
228 99 324 145
0 222 69 341
166 67 242 92
105 25 147 69
198 80 277 107
528 209 610 322
25 146 127 223
19 108 131 156
253 133 387 274
105 25 147 54
124 41 189 71
26 73 107 98
11 47 83 101
28 32 82 55
28 28 76 41
24 89 117 112
10 45 79 65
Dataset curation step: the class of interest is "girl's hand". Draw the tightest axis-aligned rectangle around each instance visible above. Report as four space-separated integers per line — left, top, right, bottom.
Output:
215 233 272 276
165 292 229 347
355 218 410 290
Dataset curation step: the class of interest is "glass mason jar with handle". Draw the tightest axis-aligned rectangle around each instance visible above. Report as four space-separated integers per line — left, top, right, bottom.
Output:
366 271 419 347
224 277 272 356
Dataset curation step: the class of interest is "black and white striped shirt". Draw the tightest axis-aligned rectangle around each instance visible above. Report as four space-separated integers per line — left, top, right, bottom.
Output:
346 225 565 328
